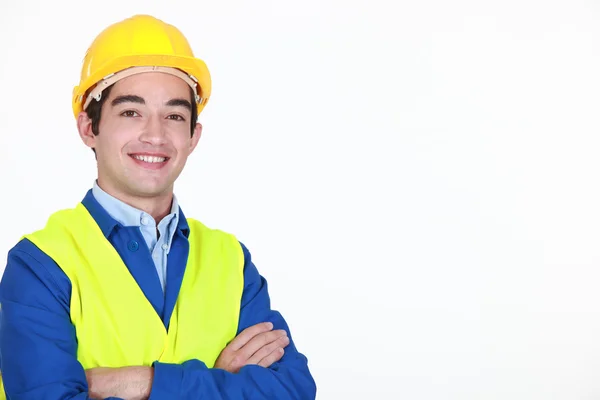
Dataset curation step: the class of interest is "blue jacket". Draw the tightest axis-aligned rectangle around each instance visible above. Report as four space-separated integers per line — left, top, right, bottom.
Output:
0 190 316 399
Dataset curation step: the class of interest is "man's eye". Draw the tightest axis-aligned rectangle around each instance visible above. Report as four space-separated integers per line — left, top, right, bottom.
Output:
121 110 138 117
167 115 185 121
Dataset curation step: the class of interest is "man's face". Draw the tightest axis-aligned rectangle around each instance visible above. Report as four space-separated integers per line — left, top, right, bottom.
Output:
79 72 201 201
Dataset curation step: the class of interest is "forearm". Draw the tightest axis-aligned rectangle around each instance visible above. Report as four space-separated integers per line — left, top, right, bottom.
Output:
150 357 316 400
86 366 153 400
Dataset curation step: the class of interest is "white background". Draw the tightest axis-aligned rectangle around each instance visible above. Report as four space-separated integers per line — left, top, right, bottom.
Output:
1 0 600 399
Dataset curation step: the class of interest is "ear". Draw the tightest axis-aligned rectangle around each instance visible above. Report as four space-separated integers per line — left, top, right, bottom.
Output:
77 112 97 149
188 122 203 155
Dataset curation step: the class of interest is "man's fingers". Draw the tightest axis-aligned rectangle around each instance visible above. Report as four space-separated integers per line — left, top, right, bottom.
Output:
228 322 273 351
239 329 287 361
257 346 286 369
246 335 290 365
215 322 282 373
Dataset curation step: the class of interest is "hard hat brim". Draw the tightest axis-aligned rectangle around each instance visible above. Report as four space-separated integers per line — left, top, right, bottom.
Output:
72 53 211 118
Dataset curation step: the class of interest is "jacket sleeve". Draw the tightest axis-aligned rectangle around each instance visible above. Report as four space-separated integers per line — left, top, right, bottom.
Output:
0 239 111 400
150 242 317 400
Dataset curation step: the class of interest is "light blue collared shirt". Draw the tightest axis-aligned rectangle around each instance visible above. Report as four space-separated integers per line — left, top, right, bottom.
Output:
92 181 179 292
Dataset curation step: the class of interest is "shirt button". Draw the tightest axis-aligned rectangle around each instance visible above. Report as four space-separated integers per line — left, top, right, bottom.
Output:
141 216 149 225
128 240 139 252
161 244 168 251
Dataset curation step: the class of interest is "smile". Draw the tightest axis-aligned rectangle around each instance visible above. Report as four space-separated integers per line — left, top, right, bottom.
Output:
130 154 169 163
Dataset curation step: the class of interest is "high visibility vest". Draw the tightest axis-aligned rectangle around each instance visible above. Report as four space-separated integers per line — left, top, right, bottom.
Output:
0 202 244 398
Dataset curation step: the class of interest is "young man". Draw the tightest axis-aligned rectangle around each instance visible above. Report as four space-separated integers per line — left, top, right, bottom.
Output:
0 14 316 400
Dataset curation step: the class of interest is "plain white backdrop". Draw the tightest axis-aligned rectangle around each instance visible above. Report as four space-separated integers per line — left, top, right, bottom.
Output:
1 0 600 398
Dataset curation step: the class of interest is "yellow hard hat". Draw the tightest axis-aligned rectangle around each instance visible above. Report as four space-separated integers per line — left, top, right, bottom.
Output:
72 14 211 119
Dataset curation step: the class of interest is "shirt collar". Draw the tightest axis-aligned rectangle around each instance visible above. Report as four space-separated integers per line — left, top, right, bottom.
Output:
176 205 190 238
81 189 120 238
81 182 190 239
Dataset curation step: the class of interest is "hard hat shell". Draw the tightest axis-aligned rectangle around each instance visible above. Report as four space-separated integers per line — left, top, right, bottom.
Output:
72 14 211 119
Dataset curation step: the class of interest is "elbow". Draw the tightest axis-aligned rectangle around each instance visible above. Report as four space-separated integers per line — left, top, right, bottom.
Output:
290 368 317 400
264 364 317 400
303 374 317 400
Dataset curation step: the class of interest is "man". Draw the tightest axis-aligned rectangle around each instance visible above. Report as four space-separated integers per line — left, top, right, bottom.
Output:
0 14 316 399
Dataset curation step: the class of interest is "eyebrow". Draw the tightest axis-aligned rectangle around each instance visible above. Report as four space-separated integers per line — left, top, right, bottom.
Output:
111 95 192 111
111 95 144 106
166 98 193 111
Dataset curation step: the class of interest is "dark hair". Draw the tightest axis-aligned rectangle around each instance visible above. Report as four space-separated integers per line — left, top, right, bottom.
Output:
84 84 199 137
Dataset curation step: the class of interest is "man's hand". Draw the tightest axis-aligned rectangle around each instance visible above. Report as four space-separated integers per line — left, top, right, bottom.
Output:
85 366 153 400
215 322 290 373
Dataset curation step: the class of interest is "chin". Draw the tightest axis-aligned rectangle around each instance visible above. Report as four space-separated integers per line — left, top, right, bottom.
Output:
128 183 172 198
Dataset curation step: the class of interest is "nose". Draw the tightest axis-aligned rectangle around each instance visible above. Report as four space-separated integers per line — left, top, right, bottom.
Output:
139 114 167 146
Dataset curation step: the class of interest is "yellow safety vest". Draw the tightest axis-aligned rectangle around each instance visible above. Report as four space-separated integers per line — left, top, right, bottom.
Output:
0 202 244 398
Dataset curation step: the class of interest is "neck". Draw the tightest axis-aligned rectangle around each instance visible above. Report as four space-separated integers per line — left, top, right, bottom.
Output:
128 195 173 224
96 179 173 224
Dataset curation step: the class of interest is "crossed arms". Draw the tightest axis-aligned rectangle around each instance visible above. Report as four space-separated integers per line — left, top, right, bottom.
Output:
0 241 316 399
86 321 290 399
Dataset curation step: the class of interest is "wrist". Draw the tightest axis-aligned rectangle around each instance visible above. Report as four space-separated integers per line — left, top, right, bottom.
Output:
149 362 186 399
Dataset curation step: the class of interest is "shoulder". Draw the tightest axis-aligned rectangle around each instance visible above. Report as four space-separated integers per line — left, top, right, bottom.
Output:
185 217 242 247
183 217 257 269
0 198 108 313
0 238 72 313
185 217 234 235
28 204 88 235
0 204 81 309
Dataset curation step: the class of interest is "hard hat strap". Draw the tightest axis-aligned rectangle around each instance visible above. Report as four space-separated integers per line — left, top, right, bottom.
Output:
83 66 201 110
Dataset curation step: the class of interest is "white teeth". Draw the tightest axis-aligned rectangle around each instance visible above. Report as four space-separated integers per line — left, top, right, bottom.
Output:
132 155 166 163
